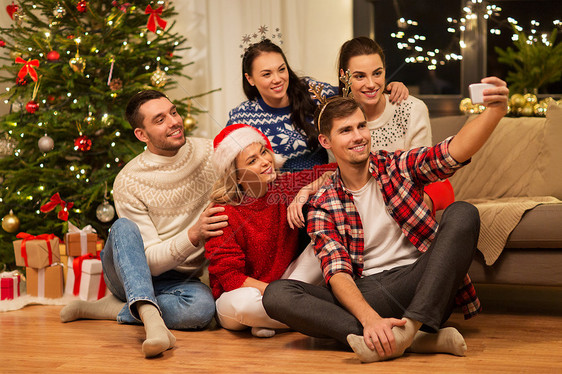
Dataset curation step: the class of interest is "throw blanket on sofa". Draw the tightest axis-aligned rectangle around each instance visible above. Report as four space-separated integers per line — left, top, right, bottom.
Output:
466 196 561 265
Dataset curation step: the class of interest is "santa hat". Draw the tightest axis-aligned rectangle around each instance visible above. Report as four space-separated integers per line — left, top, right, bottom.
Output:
212 124 286 175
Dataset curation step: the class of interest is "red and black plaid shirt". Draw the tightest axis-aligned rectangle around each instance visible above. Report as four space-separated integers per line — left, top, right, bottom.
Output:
307 137 481 319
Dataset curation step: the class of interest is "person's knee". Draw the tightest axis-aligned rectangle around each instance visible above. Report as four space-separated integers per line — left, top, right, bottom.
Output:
443 201 480 233
160 289 216 330
263 279 297 315
110 217 139 235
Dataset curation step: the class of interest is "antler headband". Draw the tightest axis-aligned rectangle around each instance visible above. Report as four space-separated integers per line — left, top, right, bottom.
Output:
309 70 354 131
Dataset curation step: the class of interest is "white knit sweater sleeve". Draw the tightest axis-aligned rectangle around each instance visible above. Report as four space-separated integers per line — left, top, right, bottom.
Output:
405 97 432 149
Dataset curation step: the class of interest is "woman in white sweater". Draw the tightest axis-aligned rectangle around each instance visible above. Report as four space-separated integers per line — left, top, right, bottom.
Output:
337 37 454 214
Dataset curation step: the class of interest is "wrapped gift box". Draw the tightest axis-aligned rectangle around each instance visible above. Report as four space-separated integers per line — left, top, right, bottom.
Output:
65 232 98 257
26 264 63 298
13 235 60 268
79 259 107 301
1 272 21 300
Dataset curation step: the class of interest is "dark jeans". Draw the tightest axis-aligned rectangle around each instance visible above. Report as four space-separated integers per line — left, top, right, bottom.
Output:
263 201 480 345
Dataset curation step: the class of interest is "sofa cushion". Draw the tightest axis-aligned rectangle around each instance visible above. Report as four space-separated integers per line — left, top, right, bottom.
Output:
507 203 562 248
448 103 562 200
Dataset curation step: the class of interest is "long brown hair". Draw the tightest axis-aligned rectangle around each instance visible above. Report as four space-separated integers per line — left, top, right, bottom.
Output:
241 39 320 149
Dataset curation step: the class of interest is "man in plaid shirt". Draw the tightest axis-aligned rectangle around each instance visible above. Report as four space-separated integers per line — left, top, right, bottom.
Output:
264 77 509 363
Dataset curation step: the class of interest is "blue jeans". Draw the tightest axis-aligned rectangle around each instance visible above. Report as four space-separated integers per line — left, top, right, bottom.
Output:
100 218 215 330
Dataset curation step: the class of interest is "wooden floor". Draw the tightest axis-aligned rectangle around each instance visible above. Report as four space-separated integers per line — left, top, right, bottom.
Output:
2 285 562 373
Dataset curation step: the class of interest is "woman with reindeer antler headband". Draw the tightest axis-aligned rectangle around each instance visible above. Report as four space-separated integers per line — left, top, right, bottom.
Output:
227 36 409 172
337 36 455 215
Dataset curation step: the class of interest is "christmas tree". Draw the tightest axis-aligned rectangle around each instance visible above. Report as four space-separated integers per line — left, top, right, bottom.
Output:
0 0 208 268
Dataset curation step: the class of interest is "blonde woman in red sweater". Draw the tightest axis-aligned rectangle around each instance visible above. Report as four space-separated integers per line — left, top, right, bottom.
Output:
205 124 332 338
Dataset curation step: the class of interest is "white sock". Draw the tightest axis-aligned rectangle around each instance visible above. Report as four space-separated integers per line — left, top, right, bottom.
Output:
60 294 124 322
137 302 176 358
347 318 422 363
251 326 276 338
407 327 467 356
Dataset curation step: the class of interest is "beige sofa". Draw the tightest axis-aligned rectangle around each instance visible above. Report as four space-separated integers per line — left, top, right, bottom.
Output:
431 103 562 286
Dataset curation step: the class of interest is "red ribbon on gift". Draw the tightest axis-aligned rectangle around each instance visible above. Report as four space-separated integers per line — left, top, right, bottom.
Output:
15 232 55 267
15 57 40 82
145 5 166 33
40 193 74 221
72 252 106 299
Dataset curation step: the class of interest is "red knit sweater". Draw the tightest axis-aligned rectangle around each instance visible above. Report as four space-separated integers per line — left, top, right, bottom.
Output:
205 167 333 299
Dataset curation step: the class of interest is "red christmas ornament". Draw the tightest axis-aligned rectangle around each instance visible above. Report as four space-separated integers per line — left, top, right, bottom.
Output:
74 135 92 151
166 51 173 58
67 35 74 40
0 40 5 47
47 50 60 61
76 0 87 12
47 95 56 103
6 2 18 19
26 100 39 114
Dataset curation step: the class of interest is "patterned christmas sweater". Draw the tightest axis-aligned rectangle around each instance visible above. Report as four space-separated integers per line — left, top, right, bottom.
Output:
368 94 432 152
227 78 338 171
113 137 217 277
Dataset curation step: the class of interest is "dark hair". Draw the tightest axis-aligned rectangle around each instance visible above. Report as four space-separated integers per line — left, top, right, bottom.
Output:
242 39 319 149
125 90 168 129
314 96 364 137
337 37 386 94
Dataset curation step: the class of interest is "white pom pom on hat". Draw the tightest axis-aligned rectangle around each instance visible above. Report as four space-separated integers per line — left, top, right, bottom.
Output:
212 123 286 175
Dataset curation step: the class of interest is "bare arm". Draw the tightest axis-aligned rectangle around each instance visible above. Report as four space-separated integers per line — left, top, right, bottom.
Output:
242 277 269 295
287 171 334 229
329 272 406 357
449 77 509 163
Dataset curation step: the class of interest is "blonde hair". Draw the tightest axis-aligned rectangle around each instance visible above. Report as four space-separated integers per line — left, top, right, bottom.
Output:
209 148 278 206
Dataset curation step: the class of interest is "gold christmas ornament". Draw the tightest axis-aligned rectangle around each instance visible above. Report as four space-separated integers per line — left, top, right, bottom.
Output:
150 65 168 88
183 114 197 131
2 209 20 233
13 8 25 26
459 98 473 114
109 78 123 91
520 103 534 117
533 102 548 117
523 93 538 106
69 55 86 73
510 94 525 108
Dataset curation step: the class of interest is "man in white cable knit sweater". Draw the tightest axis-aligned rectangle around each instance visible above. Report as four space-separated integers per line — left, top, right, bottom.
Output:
60 90 228 358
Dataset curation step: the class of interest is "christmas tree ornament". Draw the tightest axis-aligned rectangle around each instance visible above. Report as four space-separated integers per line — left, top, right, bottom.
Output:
533 102 548 117
40 192 73 221
69 55 86 73
84 112 95 125
0 40 5 47
74 134 92 151
16 57 40 82
510 94 525 108
96 182 115 222
96 200 115 222
183 100 197 131
150 65 168 88
76 0 88 13
26 100 39 114
520 103 534 117
38 135 55 152
523 93 538 106
69 38 86 73
13 7 24 26
144 5 167 33
47 50 60 61
2 210 20 233
53 3 66 18
109 78 122 91
459 98 473 114
6 2 19 19
0 133 16 157
47 95 56 103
